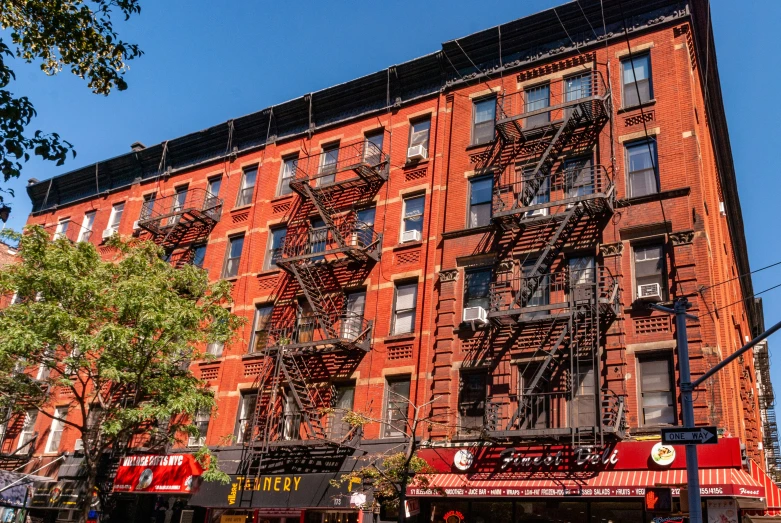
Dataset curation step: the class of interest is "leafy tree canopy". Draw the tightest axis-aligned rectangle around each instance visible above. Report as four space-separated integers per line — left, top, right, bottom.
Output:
0 0 142 203
0 226 243 517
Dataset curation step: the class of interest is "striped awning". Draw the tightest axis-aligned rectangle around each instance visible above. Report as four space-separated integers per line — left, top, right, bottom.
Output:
749 460 781 513
407 468 765 498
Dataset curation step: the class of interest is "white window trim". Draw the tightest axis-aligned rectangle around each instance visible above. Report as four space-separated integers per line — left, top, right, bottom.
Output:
44 407 68 454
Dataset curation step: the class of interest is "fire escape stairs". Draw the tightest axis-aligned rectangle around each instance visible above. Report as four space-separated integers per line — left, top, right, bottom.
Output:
280 352 328 440
285 260 339 340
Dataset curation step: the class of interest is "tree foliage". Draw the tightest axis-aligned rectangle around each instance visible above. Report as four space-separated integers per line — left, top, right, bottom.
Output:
0 0 143 202
0 225 242 519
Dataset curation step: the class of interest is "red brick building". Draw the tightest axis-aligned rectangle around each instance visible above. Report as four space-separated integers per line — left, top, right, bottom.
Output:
7 0 781 522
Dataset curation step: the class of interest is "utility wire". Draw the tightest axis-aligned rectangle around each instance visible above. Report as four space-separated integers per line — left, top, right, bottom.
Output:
698 281 781 320
553 7 584 56
699 259 781 294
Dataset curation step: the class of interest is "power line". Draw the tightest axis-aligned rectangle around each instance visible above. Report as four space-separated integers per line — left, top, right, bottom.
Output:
699 259 781 294
553 7 584 56
698 281 781 320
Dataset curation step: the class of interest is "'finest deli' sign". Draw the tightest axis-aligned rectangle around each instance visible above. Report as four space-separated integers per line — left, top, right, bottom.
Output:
499 446 619 470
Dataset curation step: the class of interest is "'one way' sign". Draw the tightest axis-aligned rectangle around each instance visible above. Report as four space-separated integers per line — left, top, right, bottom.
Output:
661 426 719 445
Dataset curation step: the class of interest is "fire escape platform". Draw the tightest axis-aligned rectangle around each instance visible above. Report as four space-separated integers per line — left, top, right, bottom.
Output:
277 243 381 266
136 188 223 247
492 189 615 222
496 97 610 143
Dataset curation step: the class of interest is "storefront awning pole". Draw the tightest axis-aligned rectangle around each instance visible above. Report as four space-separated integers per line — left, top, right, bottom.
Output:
0 454 65 493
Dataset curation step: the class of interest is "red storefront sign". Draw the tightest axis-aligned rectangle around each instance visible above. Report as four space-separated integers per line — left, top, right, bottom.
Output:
113 454 203 494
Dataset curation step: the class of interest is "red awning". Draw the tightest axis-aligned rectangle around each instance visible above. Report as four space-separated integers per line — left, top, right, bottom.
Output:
408 468 765 498
748 460 781 514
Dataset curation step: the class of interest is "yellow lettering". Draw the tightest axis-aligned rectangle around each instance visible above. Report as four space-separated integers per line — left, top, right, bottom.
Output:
236 477 244 491
245 478 252 490
254 478 260 491
263 477 272 491
274 477 281 491
283 477 291 491
294 477 301 491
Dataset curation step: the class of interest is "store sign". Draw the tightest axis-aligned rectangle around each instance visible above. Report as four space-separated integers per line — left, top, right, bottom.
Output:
409 485 735 498
650 443 676 467
443 510 464 523
453 450 474 471
706 499 738 523
499 446 618 470
30 480 96 510
113 454 203 494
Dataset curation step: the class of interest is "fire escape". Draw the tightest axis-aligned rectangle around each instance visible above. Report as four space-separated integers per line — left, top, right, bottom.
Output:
237 139 387 495
477 70 625 447
136 187 223 255
754 340 781 481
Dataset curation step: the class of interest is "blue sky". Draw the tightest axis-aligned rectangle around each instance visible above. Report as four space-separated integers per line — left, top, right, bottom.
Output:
3 1 781 391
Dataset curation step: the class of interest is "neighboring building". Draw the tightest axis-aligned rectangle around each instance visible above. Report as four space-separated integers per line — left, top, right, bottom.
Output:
754 298 781 482
8 0 781 522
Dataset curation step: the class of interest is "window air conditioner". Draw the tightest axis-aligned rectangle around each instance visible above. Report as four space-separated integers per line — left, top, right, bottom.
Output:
132 220 140 231
101 229 115 240
407 145 427 161
719 201 726 216
74 438 84 452
524 208 548 218
637 283 662 301
463 306 488 327
401 229 421 243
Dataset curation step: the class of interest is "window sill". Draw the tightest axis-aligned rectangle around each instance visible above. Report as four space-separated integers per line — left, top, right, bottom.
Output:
271 193 295 203
466 141 495 151
256 268 282 278
222 276 239 283
632 423 677 435
617 99 657 114
384 333 417 342
198 359 222 366
242 352 265 361
442 225 492 240
231 204 253 213
393 241 423 251
615 187 690 207
403 158 430 169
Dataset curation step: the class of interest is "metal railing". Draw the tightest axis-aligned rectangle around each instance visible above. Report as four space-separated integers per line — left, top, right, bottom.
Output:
137 188 223 231
493 165 613 216
265 313 373 350
489 265 620 315
293 140 388 185
496 71 609 129
281 218 380 260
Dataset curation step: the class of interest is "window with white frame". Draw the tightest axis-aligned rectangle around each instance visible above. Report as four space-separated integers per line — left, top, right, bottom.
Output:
235 392 257 444
106 202 124 235
407 119 431 159
384 376 411 437
54 218 70 240
401 195 425 240
207 176 222 198
626 140 658 198
188 408 210 447
236 167 257 207
278 156 298 196
78 212 96 242
45 407 68 453
17 410 37 450
265 227 287 271
392 281 417 335
464 268 491 310
634 243 666 300
364 131 384 165
318 143 339 186
249 304 273 354
222 235 244 279
638 354 676 426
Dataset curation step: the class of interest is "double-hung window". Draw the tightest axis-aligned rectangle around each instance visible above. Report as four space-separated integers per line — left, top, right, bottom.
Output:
278 156 298 196
249 304 273 353
169 186 188 226
401 195 425 240
468 176 492 228
392 281 418 335
45 407 68 453
17 410 37 450
464 268 491 310
54 218 69 240
407 119 431 160
206 176 222 208
634 244 666 299
106 203 124 236
222 235 244 279
235 392 257 444
384 376 411 437
140 193 156 223
192 245 207 269
265 227 287 270
626 140 658 198
236 167 257 207
459 372 487 434
622 53 653 107
328 383 355 440
364 131 384 165
472 97 496 145
564 157 594 199
638 354 676 426
318 143 339 186
188 409 210 447
525 83 550 127
78 212 96 243
342 291 366 340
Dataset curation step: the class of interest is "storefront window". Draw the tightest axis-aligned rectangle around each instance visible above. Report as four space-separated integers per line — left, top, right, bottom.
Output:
590 501 643 522
431 501 470 523
307 511 359 523
471 502 512 523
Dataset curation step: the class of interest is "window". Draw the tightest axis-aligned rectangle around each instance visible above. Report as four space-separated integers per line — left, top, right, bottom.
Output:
392 281 418 335
525 84 550 127
188 408 210 447
140 193 155 222
45 407 68 453
192 245 207 269
522 261 549 309
569 256 596 288
571 364 596 427
318 143 339 186
297 300 316 344
464 268 491 310
564 73 593 103
634 244 666 299
235 392 257 444
401 195 425 238
207 176 222 198
54 218 69 240
236 167 257 207
626 140 658 198
638 354 676 425
519 368 549 429
622 53 653 107
469 176 492 228
106 202 124 235
17 410 37 450
407 119 431 159
278 156 298 196
522 166 550 210
35 363 50 382
265 227 287 270
282 393 301 440
222 235 244 279
342 290 366 339
249 304 273 353
355 207 376 247
472 97 496 145
459 372 487 433
168 186 188 226
78 212 96 243
364 131 384 165
384 376 411 437
309 218 326 259
564 157 594 198
206 310 227 357
328 383 356 440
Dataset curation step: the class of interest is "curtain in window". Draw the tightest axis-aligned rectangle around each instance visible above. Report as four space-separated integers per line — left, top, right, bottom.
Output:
403 197 425 233
640 358 675 425
342 292 366 340
394 284 417 334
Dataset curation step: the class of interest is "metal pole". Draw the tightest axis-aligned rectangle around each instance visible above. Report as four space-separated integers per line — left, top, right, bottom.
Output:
672 298 703 523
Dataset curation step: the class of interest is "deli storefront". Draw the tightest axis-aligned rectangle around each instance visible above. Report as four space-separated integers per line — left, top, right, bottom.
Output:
408 438 772 523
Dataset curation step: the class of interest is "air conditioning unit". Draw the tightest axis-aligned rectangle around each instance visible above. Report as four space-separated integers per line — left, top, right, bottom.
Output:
74 438 84 452
719 201 726 216
401 229 421 243
132 220 140 231
407 145 427 161
463 306 488 327
637 283 662 301
524 208 548 218
101 228 115 240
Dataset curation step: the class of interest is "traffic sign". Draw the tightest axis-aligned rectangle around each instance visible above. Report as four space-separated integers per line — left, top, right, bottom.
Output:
661 426 718 445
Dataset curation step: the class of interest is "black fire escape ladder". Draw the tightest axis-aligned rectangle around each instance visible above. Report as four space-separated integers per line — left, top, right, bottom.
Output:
302 184 347 249
280 351 328 440
287 261 340 339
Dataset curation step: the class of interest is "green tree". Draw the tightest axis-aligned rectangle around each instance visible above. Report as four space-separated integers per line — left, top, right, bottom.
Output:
0 0 142 206
0 225 243 522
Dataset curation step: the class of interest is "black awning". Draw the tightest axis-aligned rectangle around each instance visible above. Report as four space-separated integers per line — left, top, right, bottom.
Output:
0 470 52 508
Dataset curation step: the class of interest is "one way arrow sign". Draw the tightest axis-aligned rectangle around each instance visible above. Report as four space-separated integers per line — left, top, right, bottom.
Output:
661 426 719 445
